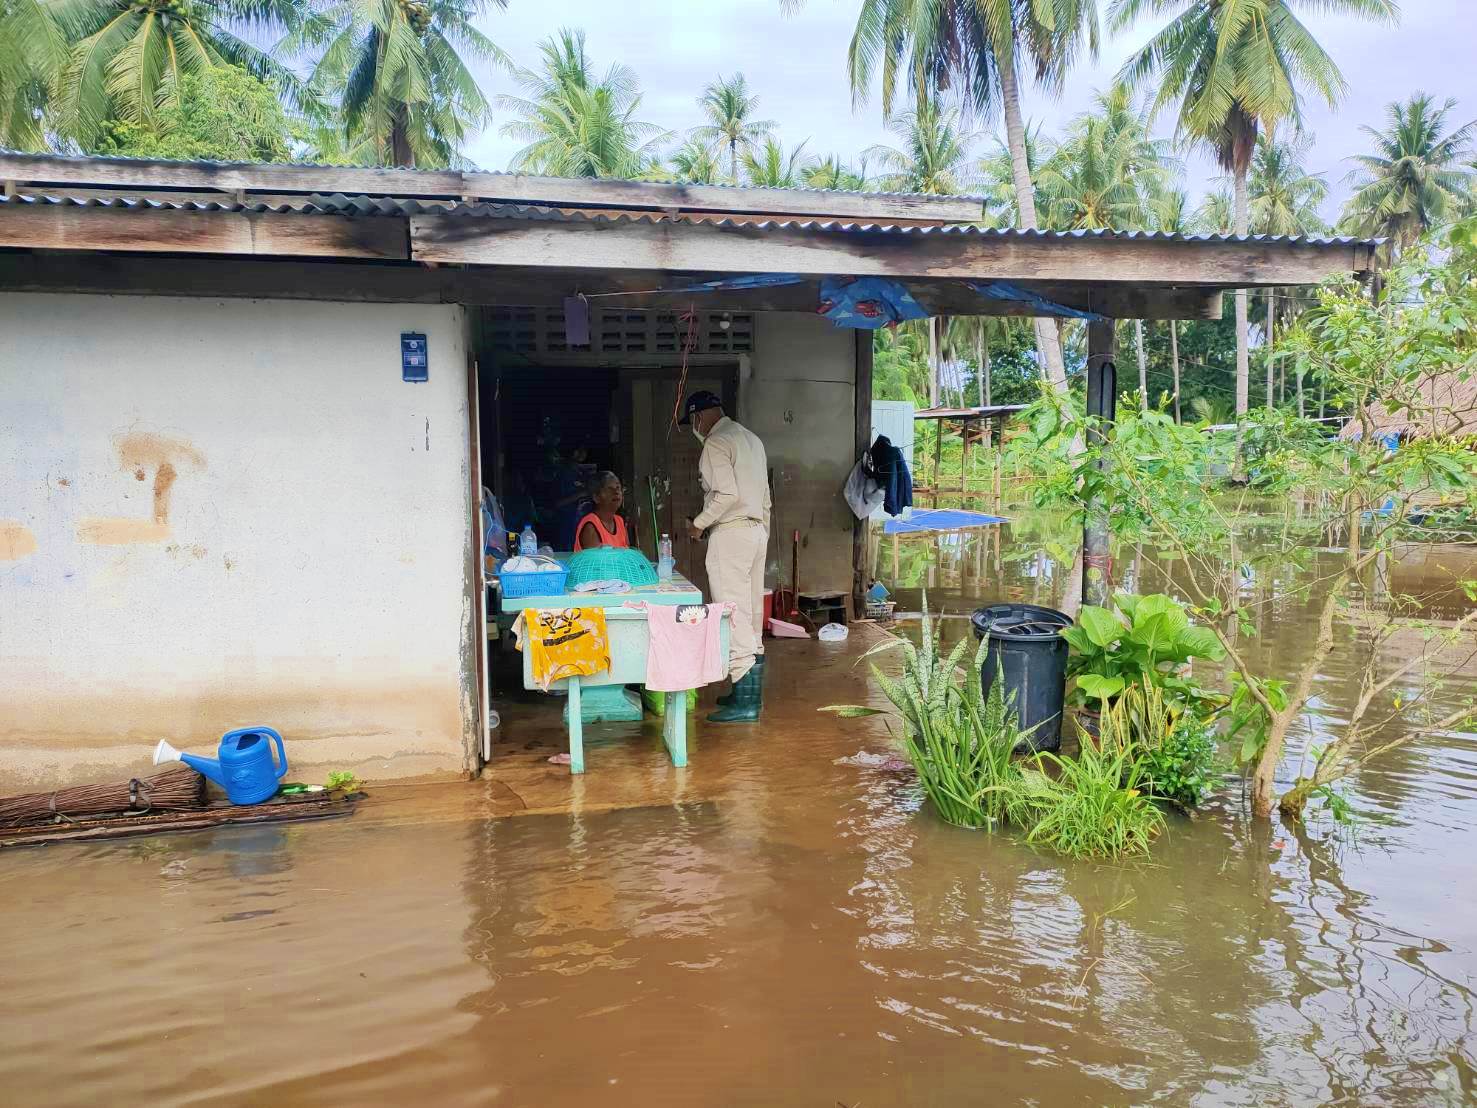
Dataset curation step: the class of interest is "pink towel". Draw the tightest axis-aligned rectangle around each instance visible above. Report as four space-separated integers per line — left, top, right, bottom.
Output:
627 602 734 692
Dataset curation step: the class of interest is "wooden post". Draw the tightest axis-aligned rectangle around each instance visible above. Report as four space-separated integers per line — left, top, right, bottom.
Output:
961 418 971 496
852 331 874 617
932 421 942 508
1083 320 1117 608
992 416 1003 513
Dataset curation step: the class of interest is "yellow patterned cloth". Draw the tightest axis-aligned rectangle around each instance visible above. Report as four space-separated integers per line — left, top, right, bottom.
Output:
518 608 611 690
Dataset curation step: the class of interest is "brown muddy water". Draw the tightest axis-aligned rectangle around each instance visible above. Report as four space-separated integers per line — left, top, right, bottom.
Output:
5 511 1477 1106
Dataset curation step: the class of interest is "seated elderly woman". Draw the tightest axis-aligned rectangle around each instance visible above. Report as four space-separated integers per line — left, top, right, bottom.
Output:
574 471 630 552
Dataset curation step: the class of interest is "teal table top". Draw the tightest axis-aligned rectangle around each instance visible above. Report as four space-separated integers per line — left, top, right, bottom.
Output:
497 554 703 612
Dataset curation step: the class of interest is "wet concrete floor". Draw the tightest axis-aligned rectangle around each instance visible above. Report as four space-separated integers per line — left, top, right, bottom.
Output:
4 514 1476 1105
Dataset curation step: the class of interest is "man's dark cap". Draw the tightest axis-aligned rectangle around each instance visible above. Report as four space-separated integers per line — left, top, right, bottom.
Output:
679 390 723 425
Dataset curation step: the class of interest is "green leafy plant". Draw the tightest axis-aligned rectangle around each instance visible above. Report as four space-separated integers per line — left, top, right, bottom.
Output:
1063 592 1226 711
822 611 1029 829
1009 708 1166 861
1139 715 1218 809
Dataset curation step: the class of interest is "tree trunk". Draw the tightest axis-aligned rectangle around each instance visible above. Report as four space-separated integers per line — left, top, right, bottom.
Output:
1232 166 1250 478
983 341 992 408
1265 287 1275 409
928 318 940 408
1170 319 1182 423
730 138 738 185
998 45 1068 398
390 105 414 168
1135 319 1148 410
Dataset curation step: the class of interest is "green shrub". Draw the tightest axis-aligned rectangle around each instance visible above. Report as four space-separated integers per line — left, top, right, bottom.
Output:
1139 714 1217 809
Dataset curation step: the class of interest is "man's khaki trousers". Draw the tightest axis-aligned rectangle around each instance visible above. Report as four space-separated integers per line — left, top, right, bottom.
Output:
705 521 767 682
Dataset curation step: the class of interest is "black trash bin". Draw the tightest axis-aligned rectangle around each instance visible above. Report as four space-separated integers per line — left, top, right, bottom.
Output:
970 603 1073 753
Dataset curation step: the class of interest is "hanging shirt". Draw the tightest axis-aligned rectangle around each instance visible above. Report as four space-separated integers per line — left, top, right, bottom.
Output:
693 417 771 532
517 608 611 690
574 512 630 551
627 601 733 692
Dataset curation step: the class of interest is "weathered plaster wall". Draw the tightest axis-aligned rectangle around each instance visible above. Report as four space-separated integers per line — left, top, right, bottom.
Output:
744 313 857 595
0 293 475 790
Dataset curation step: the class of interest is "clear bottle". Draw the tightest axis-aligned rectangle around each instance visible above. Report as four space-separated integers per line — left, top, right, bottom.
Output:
519 525 537 557
657 534 674 581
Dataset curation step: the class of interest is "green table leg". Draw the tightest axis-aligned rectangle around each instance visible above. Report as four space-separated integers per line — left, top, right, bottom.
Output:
567 677 584 774
662 689 688 767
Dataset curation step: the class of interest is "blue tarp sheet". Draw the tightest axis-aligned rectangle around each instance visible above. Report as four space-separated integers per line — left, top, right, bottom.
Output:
883 508 1008 534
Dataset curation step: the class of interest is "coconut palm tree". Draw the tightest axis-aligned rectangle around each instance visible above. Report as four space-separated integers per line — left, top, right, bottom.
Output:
1037 84 1172 409
846 0 1103 400
0 0 63 148
978 125 1049 225
693 73 776 184
1341 93 1477 260
865 100 979 195
804 154 870 191
1194 186 1232 235
741 136 811 187
499 29 666 178
1113 0 1397 474
868 101 980 407
299 0 505 167
47 0 306 149
1151 184 1191 421
669 135 722 184
1036 83 1170 232
1248 133 1329 407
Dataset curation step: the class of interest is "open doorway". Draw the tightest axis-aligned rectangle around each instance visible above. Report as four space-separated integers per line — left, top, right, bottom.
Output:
478 359 738 593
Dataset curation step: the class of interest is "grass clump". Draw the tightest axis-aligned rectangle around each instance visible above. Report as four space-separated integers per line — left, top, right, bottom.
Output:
824 610 1168 861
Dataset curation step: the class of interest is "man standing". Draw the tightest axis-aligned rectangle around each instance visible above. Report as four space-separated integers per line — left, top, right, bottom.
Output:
681 391 770 723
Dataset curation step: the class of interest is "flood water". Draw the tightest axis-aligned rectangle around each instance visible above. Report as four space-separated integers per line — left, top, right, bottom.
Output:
5 508 1476 1106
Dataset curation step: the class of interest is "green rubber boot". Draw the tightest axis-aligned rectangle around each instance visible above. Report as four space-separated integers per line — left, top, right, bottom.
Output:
715 656 764 707
707 661 763 724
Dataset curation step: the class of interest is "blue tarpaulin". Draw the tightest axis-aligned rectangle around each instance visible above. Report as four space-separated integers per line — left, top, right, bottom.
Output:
883 508 1008 534
968 281 1107 322
818 276 930 328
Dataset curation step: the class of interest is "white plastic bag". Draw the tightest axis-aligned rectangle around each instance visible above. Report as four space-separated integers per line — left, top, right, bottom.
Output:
818 623 849 643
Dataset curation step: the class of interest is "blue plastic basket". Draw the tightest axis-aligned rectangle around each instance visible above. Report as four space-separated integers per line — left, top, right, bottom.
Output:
498 567 568 599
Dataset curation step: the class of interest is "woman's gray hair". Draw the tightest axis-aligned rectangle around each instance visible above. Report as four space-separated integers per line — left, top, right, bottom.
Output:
588 470 621 496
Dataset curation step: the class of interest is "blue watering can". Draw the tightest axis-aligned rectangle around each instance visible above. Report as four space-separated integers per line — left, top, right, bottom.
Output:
153 727 288 805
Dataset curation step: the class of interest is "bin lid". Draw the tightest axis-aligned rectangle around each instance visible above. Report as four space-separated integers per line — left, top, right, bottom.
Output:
970 603 1072 641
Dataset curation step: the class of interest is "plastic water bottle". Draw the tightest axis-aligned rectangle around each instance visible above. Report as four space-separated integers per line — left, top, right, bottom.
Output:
657 534 674 581
519 525 537 556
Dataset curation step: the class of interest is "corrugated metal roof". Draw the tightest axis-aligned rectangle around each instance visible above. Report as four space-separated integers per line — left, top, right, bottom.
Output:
0 147 982 203
0 191 1380 246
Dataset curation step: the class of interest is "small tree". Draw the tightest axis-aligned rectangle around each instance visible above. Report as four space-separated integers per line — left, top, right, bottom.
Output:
1011 224 1477 821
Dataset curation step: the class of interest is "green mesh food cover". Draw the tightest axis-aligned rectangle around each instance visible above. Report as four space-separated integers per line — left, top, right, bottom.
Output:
564 546 659 589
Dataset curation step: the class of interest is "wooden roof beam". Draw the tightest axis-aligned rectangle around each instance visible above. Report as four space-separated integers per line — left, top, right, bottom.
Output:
410 214 1375 287
0 253 1225 319
0 204 408 261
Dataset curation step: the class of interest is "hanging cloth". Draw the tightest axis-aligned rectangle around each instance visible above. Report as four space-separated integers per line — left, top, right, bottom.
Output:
626 601 734 692
516 608 611 690
817 276 930 329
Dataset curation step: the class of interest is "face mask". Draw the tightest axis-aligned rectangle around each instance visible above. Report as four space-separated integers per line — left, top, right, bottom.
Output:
692 425 707 445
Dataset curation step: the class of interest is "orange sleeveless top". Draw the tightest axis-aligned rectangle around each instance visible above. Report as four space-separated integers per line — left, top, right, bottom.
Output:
574 512 629 551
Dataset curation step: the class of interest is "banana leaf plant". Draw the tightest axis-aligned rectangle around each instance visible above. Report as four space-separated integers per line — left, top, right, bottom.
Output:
1062 592 1226 717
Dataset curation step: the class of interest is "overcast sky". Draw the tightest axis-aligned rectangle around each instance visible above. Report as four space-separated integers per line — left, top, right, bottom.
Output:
463 0 1476 219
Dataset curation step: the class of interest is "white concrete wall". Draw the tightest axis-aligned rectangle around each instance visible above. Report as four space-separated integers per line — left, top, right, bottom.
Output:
0 293 475 790
743 314 858 594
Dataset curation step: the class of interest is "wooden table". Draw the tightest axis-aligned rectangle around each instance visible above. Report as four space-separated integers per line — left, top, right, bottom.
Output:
500 568 730 774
